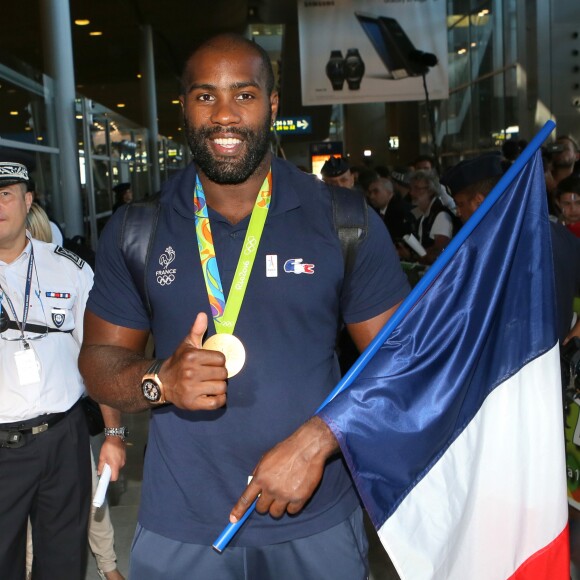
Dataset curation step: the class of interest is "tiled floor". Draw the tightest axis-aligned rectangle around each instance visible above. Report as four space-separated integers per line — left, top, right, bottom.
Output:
85 410 403 580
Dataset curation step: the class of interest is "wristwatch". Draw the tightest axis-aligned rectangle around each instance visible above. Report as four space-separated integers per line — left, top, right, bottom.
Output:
104 426 129 442
142 359 165 404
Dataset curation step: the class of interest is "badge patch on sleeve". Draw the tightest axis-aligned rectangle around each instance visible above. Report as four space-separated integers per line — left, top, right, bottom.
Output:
54 246 85 269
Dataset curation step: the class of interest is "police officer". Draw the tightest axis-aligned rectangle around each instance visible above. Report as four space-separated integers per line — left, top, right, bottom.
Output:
320 155 356 189
0 161 93 579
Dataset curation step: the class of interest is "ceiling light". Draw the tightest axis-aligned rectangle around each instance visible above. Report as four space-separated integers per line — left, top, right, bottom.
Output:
116 103 126 108
89 31 103 36
171 100 180 104
75 19 90 26
9 111 18 116
136 73 142 79
36 136 43 141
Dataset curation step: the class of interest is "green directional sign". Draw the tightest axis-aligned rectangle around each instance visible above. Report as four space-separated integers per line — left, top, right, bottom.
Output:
273 117 312 134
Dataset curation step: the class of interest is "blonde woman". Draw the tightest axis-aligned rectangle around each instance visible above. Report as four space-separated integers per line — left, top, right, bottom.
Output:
26 202 53 243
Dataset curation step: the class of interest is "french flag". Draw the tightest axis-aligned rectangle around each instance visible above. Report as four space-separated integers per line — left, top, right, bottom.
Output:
319 138 569 578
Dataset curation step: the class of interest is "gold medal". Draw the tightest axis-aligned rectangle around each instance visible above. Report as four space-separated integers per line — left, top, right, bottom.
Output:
202 334 246 378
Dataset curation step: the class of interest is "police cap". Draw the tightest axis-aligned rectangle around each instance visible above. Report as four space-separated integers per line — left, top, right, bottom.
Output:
321 156 350 178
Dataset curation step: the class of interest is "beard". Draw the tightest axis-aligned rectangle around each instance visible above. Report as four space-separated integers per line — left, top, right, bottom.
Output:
185 116 272 185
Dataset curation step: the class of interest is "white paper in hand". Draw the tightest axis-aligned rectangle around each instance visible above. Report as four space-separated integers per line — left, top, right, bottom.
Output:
92 463 112 508
403 233 427 257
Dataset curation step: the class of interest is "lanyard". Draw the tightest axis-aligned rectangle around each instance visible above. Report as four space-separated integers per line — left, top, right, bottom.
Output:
193 171 272 334
0 245 37 344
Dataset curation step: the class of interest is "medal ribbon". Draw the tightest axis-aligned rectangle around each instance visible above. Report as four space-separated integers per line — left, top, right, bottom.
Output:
193 171 271 334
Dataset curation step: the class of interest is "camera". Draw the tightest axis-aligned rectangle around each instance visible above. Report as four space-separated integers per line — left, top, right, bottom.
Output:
545 143 565 154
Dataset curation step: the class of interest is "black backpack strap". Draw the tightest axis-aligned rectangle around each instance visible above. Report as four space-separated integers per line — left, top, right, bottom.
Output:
119 197 161 319
330 186 368 277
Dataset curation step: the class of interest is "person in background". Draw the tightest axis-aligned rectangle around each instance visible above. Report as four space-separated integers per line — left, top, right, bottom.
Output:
360 170 413 243
545 135 580 197
406 169 455 264
79 33 408 579
320 156 356 189
27 179 64 245
441 151 580 345
413 154 436 173
555 175 580 238
412 154 457 212
501 139 522 170
112 182 133 213
441 152 504 225
26 203 53 243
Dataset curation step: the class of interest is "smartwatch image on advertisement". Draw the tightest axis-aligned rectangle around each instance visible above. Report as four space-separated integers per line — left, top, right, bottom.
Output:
326 50 346 90
345 48 365 90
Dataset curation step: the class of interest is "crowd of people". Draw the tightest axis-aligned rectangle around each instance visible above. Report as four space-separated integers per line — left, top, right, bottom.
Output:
321 134 580 267
1 30 580 579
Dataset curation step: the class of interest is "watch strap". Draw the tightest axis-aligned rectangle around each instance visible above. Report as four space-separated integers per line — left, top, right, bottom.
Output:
146 359 164 376
104 426 128 440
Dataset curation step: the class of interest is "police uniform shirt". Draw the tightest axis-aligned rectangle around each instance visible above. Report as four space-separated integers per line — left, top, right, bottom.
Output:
0 234 93 422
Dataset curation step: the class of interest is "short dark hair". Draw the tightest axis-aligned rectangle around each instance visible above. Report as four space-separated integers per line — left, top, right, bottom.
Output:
455 176 502 199
180 33 275 96
414 154 435 167
358 169 380 191
556 175 580 197
501 139 520 161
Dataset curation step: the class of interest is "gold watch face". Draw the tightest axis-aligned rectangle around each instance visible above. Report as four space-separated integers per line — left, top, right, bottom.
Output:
142 378 162 402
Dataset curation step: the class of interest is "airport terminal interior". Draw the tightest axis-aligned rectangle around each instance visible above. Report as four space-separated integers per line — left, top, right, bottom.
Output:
1 0 580 578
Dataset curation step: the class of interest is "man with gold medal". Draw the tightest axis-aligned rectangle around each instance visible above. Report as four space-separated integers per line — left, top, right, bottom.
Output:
80 33 409 579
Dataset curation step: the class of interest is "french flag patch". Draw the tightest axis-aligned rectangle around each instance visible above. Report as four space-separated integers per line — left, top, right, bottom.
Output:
283 259 315 274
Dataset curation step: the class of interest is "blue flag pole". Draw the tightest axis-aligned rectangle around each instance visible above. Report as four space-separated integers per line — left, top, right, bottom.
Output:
212 120 556 553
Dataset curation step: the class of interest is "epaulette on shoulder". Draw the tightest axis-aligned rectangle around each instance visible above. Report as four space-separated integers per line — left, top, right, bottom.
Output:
54 246 85 269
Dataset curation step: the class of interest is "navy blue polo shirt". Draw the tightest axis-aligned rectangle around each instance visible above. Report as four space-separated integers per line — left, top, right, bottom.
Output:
87 156 409 546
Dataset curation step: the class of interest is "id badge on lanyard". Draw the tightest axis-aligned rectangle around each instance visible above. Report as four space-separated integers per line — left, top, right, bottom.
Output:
14 343 41 386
